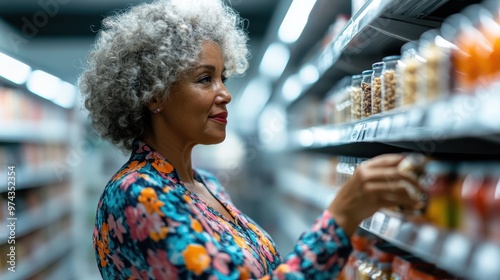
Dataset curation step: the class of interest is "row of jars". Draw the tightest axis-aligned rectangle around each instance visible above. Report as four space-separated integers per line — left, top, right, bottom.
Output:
322 0 500 125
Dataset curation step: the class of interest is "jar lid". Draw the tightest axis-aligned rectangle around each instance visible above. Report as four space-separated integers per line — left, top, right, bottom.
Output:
372 61 384 69
401 41 418 54
351 74 363 79
382 55 401 62
362 70 373 75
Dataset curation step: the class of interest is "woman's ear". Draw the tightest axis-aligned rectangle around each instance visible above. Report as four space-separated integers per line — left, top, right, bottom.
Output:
146 96 163 114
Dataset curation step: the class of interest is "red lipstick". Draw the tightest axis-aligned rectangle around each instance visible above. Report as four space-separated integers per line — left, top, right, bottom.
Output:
210 112 228 124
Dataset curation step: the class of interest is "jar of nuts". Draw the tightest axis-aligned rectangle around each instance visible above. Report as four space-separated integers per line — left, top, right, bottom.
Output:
399 41 422 108
381 55 401 112
361 70 373 118
371 62 384 115
350 74 363 121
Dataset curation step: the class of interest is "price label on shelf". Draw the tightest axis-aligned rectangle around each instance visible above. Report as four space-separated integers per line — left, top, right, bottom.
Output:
363 121 378 141
350 123 365 142
390 114 408 139
376 117 392 139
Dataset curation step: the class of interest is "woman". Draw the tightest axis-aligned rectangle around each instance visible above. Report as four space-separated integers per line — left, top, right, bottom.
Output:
79 0 421 279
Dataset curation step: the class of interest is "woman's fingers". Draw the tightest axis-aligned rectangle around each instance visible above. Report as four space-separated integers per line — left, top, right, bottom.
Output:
363 154 405 168
366 181 424 209
355 167 421 190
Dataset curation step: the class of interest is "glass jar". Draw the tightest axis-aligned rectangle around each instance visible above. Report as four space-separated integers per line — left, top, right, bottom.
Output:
419 29 452 103
381 56 400 112
371 62 384 115
398 41 422 107
361 70 373 118
350 74 363 121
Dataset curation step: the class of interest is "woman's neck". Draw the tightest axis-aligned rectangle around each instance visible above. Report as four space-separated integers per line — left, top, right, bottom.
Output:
141 134 196 184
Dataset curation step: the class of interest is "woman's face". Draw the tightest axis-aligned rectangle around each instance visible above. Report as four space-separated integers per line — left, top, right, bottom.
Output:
160 41 231 145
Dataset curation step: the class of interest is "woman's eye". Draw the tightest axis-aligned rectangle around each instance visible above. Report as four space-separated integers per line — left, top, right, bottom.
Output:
198 76 212 83
221 76 227 84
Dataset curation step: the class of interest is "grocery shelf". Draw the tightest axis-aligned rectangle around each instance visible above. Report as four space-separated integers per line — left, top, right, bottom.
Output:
289 91 500 158
0 120 69 143
0 163 68 193
0 196 72 243
0 232 72 280
276 168 337 210
284 0 448 107
44 255 73 280
361 210 500 280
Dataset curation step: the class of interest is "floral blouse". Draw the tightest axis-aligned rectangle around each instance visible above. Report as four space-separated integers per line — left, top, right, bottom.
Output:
93 140 352 279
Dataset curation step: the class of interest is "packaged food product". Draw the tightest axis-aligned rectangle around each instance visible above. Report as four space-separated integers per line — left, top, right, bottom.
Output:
418 29 452 103
460 164 487 239
461 5 496 89
359 257 378 280
371 62 384 115
344 234 370 280
449 163 467 230
485 163 500 243
391 255 434 280
371 262 392 280
398 41 422 107
351 74 363 121
381 56 400 112
397 154 428 205
419 161 454 228
361 70 373 118
335 76 352 125
472 5 500 86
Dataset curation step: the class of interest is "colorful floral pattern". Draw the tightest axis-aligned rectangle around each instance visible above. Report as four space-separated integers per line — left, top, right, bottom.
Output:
93 140 352 279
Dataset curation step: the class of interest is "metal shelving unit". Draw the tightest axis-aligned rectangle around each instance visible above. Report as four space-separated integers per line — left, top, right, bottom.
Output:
274 0 500 278
279 0 451 107
289 90 500 159
361 211 500 280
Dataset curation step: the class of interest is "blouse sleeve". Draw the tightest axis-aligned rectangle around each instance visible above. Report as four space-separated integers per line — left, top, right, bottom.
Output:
94 175 352 279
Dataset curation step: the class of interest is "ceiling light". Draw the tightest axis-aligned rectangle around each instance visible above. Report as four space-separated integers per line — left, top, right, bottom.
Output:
0 52 31 84
281 75 302 102
278 0 318 44
27 70 61 100
259 43 290 80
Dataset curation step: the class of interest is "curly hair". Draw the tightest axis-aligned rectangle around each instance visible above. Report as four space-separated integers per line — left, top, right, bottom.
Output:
78 0 249 151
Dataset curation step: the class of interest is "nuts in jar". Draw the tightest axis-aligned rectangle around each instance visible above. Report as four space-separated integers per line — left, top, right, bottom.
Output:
350 74 363 120
361 70 373 118
381 55 400 112
371 62 384 115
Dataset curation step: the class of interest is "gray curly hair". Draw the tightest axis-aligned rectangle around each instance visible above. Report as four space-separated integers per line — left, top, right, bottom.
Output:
78 0 249 151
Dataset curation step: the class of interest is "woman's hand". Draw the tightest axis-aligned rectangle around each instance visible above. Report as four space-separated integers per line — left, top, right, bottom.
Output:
328 154 423 237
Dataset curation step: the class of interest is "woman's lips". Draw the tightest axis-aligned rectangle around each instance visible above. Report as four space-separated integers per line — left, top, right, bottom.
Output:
209 112 228 124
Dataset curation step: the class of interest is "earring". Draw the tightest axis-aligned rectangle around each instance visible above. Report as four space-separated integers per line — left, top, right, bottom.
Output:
153 108 162 114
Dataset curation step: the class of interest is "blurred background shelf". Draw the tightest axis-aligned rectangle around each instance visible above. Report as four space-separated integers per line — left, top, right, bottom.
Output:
0 195 72 243
289 91 500 159
0 163 68 193
361 210 500 280
0 232 72 280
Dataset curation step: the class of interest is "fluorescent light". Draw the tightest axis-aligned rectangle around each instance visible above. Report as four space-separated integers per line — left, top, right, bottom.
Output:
259 43 290 80
282 75 302 102
299 64 319 84
298 129 314 147
52 81 77 109
237 78 272 121
27 70 61 100
278 0 318 44
0 52 31 84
